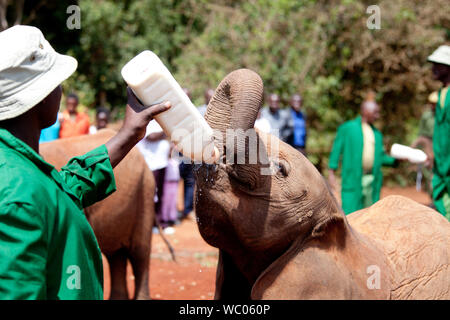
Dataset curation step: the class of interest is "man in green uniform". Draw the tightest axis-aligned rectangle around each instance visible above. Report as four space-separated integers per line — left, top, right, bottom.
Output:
0 26 171 299
427 45 450 220
328 100 398 214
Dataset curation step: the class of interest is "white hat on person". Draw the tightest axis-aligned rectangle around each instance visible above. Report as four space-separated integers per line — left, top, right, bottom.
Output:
427 45 450 66
0 25 77 121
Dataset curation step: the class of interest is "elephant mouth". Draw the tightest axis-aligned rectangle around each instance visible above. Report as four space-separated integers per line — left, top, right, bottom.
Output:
194 162 229 191
193 163 218 180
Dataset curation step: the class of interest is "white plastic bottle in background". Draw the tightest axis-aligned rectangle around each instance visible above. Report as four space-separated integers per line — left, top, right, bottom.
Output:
121 50 219 164
390 143 427 164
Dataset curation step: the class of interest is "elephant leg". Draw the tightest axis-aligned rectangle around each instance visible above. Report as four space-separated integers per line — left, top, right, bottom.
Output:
129 244 151 300
107 249 129 300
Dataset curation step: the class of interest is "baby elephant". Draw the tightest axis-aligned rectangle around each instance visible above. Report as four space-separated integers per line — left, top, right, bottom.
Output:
194 69 450 300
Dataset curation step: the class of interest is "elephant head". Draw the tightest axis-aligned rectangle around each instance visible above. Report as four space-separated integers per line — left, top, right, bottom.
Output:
194 69 352 299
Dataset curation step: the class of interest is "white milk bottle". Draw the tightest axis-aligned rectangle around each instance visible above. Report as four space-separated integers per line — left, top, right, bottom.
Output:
121 50 219 164
390 143 427 164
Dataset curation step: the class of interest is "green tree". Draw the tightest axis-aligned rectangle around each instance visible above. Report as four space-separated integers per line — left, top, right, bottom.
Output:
173 0 449 173
66 0 206 109
3 0 449 183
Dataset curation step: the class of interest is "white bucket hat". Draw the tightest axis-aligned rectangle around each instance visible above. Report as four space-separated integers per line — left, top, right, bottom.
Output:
0 25 77 121
427 45 450 66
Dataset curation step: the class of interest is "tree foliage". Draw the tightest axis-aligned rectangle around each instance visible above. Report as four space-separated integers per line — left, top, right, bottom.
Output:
172 0 449 175
68 0 206 107
2 0 449 179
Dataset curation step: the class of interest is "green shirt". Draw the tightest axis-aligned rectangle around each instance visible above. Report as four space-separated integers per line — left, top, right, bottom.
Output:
0 128 116 299
329 116 397 214
432 87 450 216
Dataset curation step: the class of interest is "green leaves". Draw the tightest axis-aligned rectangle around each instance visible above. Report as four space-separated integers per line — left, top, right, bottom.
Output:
173 0 448 173
64 0 206 107
25 0 448 179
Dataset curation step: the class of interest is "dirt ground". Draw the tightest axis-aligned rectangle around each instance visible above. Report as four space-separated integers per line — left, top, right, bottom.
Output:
101 186 432 300
102 215 218 300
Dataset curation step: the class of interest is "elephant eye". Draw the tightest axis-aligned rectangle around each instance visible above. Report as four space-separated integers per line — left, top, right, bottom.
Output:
274 160 290 177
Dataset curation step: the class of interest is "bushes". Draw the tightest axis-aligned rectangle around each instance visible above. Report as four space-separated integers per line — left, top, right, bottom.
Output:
16 0 450 182
173 0 448 176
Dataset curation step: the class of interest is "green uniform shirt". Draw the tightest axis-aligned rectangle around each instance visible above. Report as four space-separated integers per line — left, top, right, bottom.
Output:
329 116 397 214
432 87 450 218
0 128 116 299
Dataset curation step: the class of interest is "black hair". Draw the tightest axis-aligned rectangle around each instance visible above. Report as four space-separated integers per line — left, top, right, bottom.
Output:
67 93 79 102
96 106 110 119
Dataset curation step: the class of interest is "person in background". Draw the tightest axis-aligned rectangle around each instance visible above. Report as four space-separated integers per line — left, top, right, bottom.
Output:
160 143 181 234
411 91 437 195
39 112 62 143
178 154 195 221
136 119 170 233
287 94 307 155
89 107 110 134
0 25 170 299
328 99 398 214
427 45 450 219
197 88 214 117
177 87 197 221
254 109 271 133
260 93 291 142
59 93 90 138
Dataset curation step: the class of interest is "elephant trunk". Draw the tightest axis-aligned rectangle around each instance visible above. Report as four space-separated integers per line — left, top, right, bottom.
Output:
205 69 264 162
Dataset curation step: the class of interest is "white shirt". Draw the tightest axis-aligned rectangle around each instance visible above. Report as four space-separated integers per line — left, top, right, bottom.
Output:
254 117 272 133
89 125 97 135
137 121 170 171
361 122 375 172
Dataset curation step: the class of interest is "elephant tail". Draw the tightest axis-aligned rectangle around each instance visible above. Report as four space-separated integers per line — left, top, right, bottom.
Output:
154 218 177 262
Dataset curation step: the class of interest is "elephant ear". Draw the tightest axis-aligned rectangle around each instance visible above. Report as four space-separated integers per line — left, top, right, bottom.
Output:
311 211 346 239
205 69 264 154
309 186 347 240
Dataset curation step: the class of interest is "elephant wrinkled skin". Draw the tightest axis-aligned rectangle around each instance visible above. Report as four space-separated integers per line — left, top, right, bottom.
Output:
40 129 155 300
194 69 450 300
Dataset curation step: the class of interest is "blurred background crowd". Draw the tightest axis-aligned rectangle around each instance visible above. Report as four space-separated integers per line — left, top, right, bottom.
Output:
1 0 449 231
